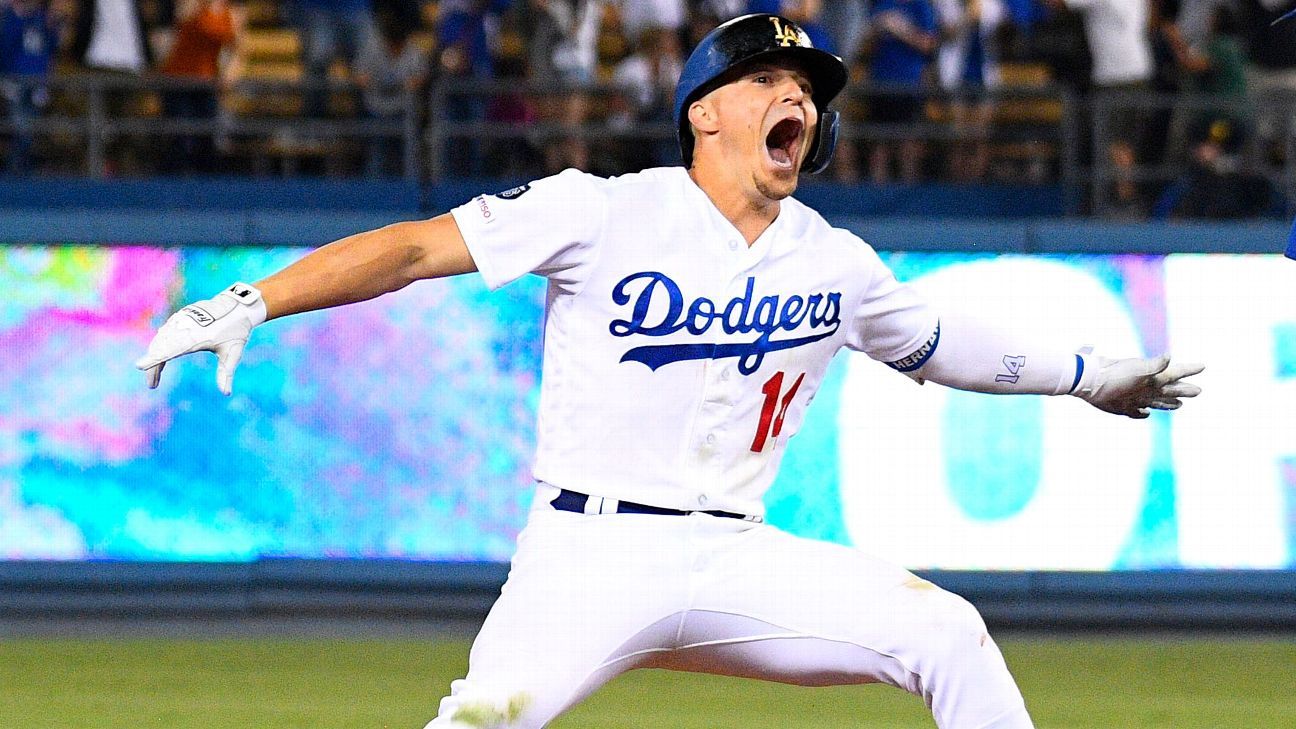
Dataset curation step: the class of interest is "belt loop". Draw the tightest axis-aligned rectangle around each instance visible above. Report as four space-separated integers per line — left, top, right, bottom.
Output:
535 482 560 512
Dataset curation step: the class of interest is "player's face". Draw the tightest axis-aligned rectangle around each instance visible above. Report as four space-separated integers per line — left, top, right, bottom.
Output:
709 62 818 200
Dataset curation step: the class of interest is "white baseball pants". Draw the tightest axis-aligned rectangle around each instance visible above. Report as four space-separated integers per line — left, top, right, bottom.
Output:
426 485 1033 728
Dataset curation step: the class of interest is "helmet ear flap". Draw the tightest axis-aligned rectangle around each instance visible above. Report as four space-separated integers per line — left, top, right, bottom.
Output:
801 110 839 175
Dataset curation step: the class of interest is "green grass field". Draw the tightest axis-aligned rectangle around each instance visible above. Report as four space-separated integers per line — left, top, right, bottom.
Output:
3 636 1294 728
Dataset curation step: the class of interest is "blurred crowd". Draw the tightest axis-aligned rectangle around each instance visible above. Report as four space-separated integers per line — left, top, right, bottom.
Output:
0 0 1292 219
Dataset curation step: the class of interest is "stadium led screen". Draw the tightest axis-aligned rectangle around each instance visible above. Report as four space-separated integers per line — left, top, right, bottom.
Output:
5 245 1293 569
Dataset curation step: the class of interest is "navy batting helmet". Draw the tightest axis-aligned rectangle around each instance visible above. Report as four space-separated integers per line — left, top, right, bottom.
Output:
674 14 848 174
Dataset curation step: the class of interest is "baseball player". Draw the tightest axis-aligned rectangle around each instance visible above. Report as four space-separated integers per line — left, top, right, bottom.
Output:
137 14 1204 729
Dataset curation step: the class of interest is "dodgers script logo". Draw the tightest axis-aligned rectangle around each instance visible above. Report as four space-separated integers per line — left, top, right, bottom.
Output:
609 272 842 375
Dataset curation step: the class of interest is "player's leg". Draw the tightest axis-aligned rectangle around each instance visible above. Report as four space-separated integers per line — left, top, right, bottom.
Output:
425 497 697 728
655 517 1032 729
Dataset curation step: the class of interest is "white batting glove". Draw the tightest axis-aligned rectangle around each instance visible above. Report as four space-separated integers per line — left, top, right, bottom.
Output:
135 282 267 396
1072 351 1204 419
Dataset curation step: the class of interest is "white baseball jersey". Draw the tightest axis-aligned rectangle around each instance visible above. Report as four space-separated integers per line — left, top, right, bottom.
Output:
450 166 939 518
433 166 1038 729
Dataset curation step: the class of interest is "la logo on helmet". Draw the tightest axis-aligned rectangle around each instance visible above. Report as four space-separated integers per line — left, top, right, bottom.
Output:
768 17 808 48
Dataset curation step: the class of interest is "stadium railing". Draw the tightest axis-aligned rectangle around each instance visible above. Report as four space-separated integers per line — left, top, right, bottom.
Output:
1087 89 1293 218
0 73 423 179
0 73 1291 217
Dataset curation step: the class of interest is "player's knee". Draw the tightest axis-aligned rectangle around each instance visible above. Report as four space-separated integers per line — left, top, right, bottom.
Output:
948 593 989 634
920 591 993 660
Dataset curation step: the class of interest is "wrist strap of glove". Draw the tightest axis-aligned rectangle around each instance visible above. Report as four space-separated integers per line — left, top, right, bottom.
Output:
1069 347 1099 398
223 282 267 327
1067 353 1087 395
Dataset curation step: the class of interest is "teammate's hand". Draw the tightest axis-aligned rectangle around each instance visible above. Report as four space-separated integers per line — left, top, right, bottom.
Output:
135 282 267 396
1074 353 1204 419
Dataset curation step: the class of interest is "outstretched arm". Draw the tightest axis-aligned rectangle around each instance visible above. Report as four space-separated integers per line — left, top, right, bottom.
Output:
136 214 475 394
255 214 475 320
906 312 1204 419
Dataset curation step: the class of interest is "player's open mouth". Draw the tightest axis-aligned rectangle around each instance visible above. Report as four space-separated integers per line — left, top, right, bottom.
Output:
765 117 804 171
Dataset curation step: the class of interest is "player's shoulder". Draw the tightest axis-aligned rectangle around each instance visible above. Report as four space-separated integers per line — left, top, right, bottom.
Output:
782 195 879 256
592 165 693 192
537 166 689 199
559 167 704 218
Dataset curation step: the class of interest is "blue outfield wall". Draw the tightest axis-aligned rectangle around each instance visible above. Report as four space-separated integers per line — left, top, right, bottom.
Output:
3 208 1286 254
4 178 1294 625
0 177 1281 253
4 561 1296 628
0 177 1064 217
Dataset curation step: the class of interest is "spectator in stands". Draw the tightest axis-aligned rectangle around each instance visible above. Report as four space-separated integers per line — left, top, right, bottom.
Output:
1143 0 1183 168
745 1 833 52
1153 115 1281 218
862 0 939 184
473 5 537 175
1163 4 1248 156
158 0 245 174
1001 0 1043 28
1017 0 1090 92
609 23 681 121
698 0 743 20
609 23 682 169
1049 0 1153 116
686 5 726 48
526 0 584 81
70 0 152 172
1238 0 1296 167
0 0 63 175
1042 0 1153 216
439 0 511 78
935 0 1004 181
289 0 380 118
1103 133 1146 219
612 0 685 44
373 0 426 29
821 0 872 64
1175 0 1239 49
525 0 600 173
355 11 429 176
436 0 511 175
72 0 151 76
1040 0 1152 116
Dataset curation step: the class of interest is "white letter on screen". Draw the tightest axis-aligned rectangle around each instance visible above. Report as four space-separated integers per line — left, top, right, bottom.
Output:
1165 254 1293 568
838 257 1149 570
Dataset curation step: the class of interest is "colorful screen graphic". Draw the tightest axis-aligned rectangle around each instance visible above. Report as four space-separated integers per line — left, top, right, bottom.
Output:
4 246 1294 569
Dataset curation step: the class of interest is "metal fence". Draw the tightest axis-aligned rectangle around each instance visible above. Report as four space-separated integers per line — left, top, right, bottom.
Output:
2 72 1292 217
0 73 421 178
1087 89 1291 219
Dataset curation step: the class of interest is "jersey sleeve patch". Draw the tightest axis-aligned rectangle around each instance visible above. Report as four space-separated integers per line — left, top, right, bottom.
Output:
495 183 531 200
886 321 940 373
450 169 603 292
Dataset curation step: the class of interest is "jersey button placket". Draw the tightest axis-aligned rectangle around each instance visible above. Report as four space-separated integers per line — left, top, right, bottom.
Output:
688 241 740 488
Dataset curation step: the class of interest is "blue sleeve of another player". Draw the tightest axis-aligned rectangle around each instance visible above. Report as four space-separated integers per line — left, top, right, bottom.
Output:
1286 217 1296 260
